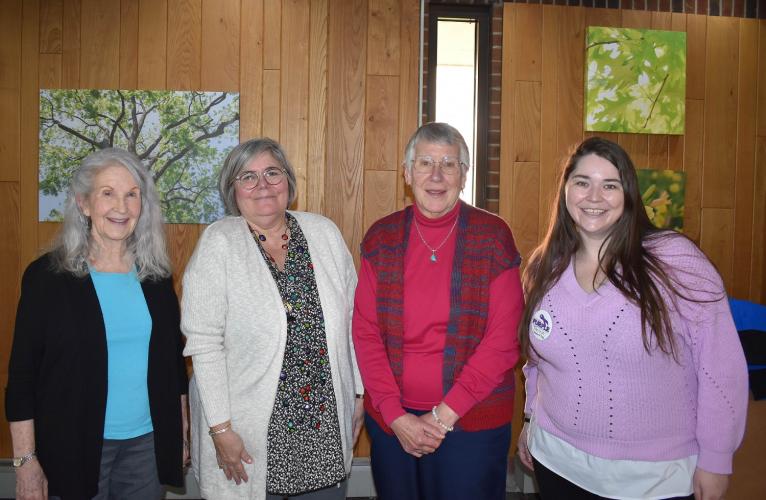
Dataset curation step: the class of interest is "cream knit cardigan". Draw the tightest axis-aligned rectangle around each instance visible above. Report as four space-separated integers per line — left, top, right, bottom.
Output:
182 213 362 500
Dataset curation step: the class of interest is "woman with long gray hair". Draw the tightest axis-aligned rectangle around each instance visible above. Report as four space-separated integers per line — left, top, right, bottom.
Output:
6 147 188 500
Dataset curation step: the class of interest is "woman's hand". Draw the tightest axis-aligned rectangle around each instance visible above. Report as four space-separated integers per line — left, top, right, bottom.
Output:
181 396 190 466
517 422 534 470
15 459 47 500
693 467 729 500
212 429 253 485
351 397 365 446
390 413 445 458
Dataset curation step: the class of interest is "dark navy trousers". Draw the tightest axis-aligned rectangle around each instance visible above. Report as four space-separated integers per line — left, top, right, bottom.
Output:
365 412 511 500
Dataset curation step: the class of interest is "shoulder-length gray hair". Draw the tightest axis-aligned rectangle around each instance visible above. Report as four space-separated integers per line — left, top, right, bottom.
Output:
218 138 298 216
403 122 471 174
50 147 171 281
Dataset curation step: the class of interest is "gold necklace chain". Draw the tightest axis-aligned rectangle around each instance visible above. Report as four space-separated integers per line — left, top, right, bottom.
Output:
412 216 458 263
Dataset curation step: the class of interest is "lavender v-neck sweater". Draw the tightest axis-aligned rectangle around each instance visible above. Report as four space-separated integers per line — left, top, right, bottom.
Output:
523 234 748 474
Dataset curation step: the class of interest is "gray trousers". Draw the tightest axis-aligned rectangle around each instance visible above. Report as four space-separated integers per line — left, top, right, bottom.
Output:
266 479 348 500
92 431 163 500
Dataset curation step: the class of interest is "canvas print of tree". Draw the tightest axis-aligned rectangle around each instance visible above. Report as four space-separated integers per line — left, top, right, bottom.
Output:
39 89 239 223
637 169 686 231
585 27 686 135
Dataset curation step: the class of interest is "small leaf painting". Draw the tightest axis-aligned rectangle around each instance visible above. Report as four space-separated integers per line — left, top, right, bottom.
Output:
585 27 686 135
637 169 686 231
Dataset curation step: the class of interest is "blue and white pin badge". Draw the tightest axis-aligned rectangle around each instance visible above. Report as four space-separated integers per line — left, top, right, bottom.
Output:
531 310 553 341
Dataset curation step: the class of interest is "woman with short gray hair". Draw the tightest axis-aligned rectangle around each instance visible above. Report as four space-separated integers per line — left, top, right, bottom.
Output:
182 137 364 499
6 147 188 499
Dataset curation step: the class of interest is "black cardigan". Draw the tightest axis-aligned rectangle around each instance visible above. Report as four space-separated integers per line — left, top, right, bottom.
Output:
5 253 188 499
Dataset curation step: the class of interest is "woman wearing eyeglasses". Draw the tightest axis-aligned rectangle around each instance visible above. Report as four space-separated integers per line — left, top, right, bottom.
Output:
352 122 524 500
181 138 364 500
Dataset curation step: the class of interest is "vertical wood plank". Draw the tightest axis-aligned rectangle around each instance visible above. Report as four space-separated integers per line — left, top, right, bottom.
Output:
556 7 584 168
20 0 40 269
39 0 63 53
650 11 672 30
512 161 540 260
200 0 239 91
513 81 541 162
647 136 668 169
732 19 758 299
61 0 80 87
80 0 120 88
0 89 20 183
365 75 399 171
513 4 542 82
396 0 419 210
0 0 22 183
137 0 167 89
306 0 328 214
699 208 734 293
702 16 739 209
239 0 263 139
36 221 59 253
39 53 62 88
367 0 400 76
621 9 652 29
686 14 707 101
683 99 704 242
751 137 766 302
758 18 766 137
119 0 139 89
327 0 366 262
165 224 200 296
263 0 281 70
262 69 280 141
584 5 621 27
0 0 23 90
280 0 310 210
498 3 517 225
363 170 397 233
167 0 201 90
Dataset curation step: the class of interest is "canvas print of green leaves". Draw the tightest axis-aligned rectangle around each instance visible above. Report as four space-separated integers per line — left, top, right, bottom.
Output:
585 27 686 135
637 169 686 231
39 89 239 223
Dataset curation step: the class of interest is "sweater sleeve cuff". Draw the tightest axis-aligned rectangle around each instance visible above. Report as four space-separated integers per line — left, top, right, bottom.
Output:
696 448 734 475
379 398 407 427
443 383 477 417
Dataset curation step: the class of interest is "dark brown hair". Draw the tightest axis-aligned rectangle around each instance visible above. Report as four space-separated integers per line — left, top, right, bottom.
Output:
520 137 694 359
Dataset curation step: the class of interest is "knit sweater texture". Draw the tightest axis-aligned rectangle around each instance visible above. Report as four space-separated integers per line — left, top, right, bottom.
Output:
524 234 749 474
182 213 362 500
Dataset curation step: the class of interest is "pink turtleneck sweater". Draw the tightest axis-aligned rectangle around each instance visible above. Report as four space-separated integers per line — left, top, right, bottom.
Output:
353 202 523 426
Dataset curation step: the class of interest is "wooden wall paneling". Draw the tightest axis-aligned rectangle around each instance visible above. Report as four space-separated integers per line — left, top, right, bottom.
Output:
584 5 621 27
647 136 668 169
19 0 40 269
367 0 400 76
39 0 62 53
363 170 397 233
730 395 766 500
80 0 120 88
61 0 80 88
200 0 239 91
758 20 766 137
513 81 541 163
39 53 61 88
751 137 766 302
621 8 652 28
262 69 281 141
512 162 540 260
0 182 20 457
137 0 168 89
683 99 704 242
396 0 419 210
667 0 685 175
556 7 584 166
513 5 542 82
702 16 739 209
306 0 328 214
732 19 758 299
119 0 139 89
670 12 686 32
650 10 672 29
700 208 735 292
0 0 22 183
365 75 399 171
498 3 517 226
239 0 263 140
263 0 281 71
686 14 707 101
280 0 310 211
165 224 199 296
617 10 650 170
327 0 366 261
166 0 201 91
36 221 59 253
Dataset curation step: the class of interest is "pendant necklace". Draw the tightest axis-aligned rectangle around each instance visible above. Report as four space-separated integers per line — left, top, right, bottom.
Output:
413 216 458 263
249 219 290 263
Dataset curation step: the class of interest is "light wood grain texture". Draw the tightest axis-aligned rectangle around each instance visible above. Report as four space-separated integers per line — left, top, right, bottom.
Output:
200 0 239 91
365 75 399 171
618 133 648 169
39 0 62 53
647 136 668 170
513 4 542 82
512 162 540 260
751 137 766 302
239 0 263 140
263 0 281 70
36 221 59 254
584 5 620 27
61 0 80 87
137 0 167 89
396 0 419 210
758 19 766 137
686 14 707 101
80 0 120 88
0 89 20 182
729 395 766 499
165 224 200 296
167 0 201 90
498 3 516 225
119 0 139 89
683 99 704 243
621 8 651 28
702 16 738 209
556 6 583 162
0 0 23 90
39 52 61 88
327 0 366 261
306 0 328 214
513 81 541 162
367 0 400 76
262 69 281 141
732 19 758 299
650 11 672 30
670 12 686 32
700 208 734 292
363 170 397 233
280 0 310 211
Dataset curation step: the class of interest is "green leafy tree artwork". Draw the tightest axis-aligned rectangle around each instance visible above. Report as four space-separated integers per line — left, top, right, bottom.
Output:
39 89 239 223
637 169 686 231
585 27 686 135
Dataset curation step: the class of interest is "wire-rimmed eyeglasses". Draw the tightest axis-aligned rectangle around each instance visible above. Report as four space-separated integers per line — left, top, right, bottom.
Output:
233 168 286 190
412 156 465 176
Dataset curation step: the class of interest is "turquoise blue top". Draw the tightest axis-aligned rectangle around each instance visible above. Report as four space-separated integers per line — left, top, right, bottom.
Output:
90 268 153 439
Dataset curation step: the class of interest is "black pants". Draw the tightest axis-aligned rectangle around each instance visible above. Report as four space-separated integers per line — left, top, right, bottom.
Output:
533 457 695 500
